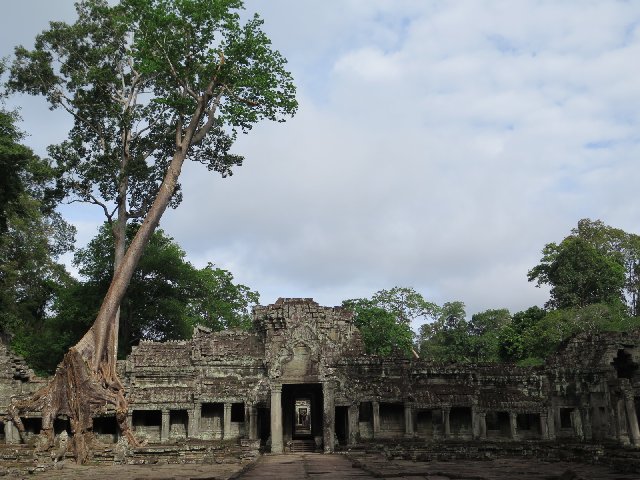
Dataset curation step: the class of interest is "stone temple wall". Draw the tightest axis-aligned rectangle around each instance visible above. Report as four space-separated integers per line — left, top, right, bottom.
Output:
1 298 640 454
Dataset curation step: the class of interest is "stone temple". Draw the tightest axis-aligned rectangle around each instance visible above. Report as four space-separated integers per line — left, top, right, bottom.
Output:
2 298 640 461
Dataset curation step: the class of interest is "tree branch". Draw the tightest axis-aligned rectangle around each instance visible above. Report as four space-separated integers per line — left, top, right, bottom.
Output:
155 39 198 99
191 90 224 145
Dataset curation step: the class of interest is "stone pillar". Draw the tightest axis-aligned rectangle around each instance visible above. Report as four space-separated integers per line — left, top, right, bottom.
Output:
248 404 258 441
270 385 283 453
323 382 335 453
161 409 170 443
372 401 380 438
348 404 359 445
223 403 232 440
580 405 592 441
188 404 201 438
5 420 19 445
571 409 584 440
471 407 479 440
509 412 518 440
443 407 451 439
540 413 549 440
478 412 487 440
616 398 629 444
624 391 640 446
547 407 556 440
404 402 414 437
127 412 134 433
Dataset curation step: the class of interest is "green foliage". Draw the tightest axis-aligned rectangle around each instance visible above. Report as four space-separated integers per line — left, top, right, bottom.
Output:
52 223 260 360
0 96 76 374
418 301 470 362
529 222 628 310
368 286 440 326
9 0 297 225
342 287 435 357
497 306 546 362
342 302 414 357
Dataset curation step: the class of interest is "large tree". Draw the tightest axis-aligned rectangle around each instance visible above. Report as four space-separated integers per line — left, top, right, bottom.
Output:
570 219 640 316
343 287 438 357
7 0 296 462
0 72 75 347
528 235 626 309
24 224 259 373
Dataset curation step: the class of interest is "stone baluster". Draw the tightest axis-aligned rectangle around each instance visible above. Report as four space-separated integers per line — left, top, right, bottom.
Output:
478 412 487 440
223 403 232 440
404 402 414 437
443 407 451 439
509 412 518 440
372 400 380 438
161 409 170 443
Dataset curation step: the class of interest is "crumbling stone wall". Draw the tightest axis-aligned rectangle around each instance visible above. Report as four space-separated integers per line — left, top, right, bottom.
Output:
2 298 640 457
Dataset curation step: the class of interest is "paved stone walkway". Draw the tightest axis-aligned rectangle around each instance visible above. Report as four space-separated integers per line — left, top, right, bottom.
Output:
237 453 375 479
238 453 640 480
6 453 640 479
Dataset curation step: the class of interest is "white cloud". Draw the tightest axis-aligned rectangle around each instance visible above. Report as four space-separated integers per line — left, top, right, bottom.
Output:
3 1 640 331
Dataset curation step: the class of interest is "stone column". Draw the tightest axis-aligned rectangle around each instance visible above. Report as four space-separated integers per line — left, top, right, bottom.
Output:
127 412 134 434
624 391 640 446
188 403 201 438
571 409 584 440
161 409 170 443
540 413 549 440
478 412 487 440
404 402 414 437
348 404 359 445
616 398 628 444
471 407 479 440
223 403 232 440
5 420 19 445
248 404 258 441
443 407 451 439
323 382 335 453
580 405 593 441
270 385 283 453
509 412 518 440
372 401 380 438
547 407 556 440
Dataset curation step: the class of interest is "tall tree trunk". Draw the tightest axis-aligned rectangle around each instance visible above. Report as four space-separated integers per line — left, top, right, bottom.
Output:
7 107 200 462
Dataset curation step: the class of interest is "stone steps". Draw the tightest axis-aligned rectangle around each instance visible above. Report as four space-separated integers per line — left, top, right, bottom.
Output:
290 440 315 453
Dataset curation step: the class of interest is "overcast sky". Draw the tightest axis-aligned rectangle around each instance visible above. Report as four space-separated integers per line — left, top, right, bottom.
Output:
2 1 640 329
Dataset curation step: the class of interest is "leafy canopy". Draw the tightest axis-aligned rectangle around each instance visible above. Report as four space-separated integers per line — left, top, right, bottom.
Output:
10 0 297 224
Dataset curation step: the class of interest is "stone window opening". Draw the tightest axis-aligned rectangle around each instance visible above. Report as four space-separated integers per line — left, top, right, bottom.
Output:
450 407 472 437
200 403 224 440
93 415 118 443
231 403 245 422
132 410 162 443
486 411 510 437
612 349 638 380
22 417 42 436
54 417 71 436
359 402 372 422
560 408 573 429
170 410 188 439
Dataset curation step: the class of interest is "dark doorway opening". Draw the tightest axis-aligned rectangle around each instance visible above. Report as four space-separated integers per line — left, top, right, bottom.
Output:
282 383 323 449
258 405 270 446
335 406 348 446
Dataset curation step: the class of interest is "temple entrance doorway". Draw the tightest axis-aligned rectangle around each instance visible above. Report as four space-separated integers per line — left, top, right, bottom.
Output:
282 383 323 452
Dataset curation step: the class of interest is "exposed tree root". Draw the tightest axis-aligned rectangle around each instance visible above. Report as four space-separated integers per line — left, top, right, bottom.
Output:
7 345 139 464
